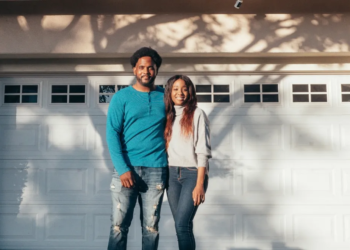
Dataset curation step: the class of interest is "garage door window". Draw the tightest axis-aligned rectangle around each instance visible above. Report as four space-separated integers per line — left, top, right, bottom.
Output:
341 84 350 102
99 85 133 103
51 85 86 104
99 85 116 103
244 84 279 103
292 84 327 102
4 84 38 104
196 84 230 103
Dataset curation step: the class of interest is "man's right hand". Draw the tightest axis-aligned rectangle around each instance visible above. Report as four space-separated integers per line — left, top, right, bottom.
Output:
120 171 135 188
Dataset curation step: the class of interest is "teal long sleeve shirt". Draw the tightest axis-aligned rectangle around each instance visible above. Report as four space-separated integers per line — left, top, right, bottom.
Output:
106 85 168 175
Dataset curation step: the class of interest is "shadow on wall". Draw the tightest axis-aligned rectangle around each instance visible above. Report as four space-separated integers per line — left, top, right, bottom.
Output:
0 76 331 248
89 14 350 54
0 14 350 54
0 12 344 250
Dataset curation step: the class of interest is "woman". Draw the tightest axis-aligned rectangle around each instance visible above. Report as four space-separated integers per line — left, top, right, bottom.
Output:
164 75 211 250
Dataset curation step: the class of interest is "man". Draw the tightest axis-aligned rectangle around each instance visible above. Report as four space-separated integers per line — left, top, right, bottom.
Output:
106 47 168 250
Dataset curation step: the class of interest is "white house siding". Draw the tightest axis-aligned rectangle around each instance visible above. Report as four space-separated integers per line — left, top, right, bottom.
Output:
0 74 350 250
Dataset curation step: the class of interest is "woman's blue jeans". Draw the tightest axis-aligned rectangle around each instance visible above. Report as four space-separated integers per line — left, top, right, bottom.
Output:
167 167 208 250
107 167 168 250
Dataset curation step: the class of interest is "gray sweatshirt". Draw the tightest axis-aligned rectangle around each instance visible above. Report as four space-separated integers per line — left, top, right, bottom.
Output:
167 106 212 170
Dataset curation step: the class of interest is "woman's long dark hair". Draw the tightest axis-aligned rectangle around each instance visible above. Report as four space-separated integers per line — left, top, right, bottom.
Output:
164 75 197 149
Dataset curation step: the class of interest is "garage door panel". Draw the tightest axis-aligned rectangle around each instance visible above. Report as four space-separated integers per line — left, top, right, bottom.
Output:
292 169 334 195
47 124 90 151
0 205 112 248
210 124 234 151
211 121 339 157
93 214 111 241
0 160 113 204
205 160 237 199
194 215 234 239
191 204 349 248
0 168 39 195
342 170 350 196
40 164 111 202
345 216 350 242
0 116 101 157
290 125 334 151
204 160 349 205
241 124 284 151
206 169 234 193
94 168 113 195
293 215 336 241
0 159 343 205
94 124 107 150
243 168 285 195
0 213 38 241
242 214 286 241
44 214 87 241
0 124 41 151
340 125 350 150
45 168 88 195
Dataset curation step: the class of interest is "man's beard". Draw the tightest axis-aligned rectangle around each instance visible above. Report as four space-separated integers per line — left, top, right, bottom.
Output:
136 75 156 88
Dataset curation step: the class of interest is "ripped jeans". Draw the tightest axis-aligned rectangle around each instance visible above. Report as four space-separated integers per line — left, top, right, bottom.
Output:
107 167 168 250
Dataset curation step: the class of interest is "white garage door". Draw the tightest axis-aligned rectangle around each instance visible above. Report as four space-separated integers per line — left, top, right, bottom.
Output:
0 75 350 250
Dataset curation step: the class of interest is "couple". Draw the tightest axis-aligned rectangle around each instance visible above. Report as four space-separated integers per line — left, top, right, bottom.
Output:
106 47 211 250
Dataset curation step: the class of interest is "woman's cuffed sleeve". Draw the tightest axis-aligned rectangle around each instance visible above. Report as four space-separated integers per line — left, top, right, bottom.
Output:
194 109 212 169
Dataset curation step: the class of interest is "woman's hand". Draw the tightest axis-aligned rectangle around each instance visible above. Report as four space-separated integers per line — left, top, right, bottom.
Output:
192 184 205 206
193 167 206 206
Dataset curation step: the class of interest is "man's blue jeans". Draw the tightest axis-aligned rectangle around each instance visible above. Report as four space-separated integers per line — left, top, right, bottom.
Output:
167 167 209 250
107 167 168 250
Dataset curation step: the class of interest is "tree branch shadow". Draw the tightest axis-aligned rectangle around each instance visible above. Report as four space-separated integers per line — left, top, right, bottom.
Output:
0 12 347 249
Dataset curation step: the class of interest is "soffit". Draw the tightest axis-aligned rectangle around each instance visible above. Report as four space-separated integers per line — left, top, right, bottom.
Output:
1 0 350 15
